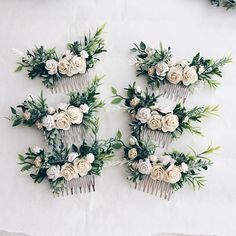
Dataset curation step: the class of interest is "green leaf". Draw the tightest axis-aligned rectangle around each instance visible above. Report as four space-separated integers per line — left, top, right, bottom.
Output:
111 87 117 95
116 130 122 139
18 154 25 162
111 97 122 104
15 66 23 72
140 41 146 50
11 107 16 114
112 142 123 149
21 165 32 172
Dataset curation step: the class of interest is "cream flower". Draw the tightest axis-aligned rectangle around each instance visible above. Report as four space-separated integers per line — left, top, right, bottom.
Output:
34 156 42 168
148 66 155 76
74 158 92 177
63 50 73 60
135 108 151 123
148 155 158 162
58 58 70 75
128 148 138 159
158 155 175 166
79 104 89 114
147 111 162 130
70 56 86 75
179 163 189 173
23 111 31 120
67 106 83 124
46 165 61 181
138 159 152 175
130 97 140 107
150 164 167 181
167 165 182 184
47 106 56 115
85 153 95 163
54 112 71 130
155 61 169 77
161 114 179 132
129 136 137 146
182 66 198 86
42 115 56 131
80 50 89 59
45 59 58 75
61 163 78 181
167 66 183 84
68 152 79 162
33 146 42 154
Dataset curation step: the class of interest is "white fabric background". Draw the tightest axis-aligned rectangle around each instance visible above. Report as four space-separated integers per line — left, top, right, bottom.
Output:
0 0 235 235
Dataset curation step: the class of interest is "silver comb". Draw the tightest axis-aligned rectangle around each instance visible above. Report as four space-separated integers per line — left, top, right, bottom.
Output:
131 175 173 200
54 175 95 197
51 72 90 94
59 125 95 146
141 129 173 149
159 82 189 103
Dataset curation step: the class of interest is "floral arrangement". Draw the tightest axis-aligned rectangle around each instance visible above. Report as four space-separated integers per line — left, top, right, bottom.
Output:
210 0 236 9
131 42 231 101
111 83 218 148
13 24 106 90
18 134 121 195
121 137 219 199
10 76 104 145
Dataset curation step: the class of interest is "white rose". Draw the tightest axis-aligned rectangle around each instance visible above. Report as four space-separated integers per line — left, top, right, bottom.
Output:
57 103 69 111
34 156 42 168
150 164 167 181
136 108 151 123
58 58 70 75
79 104 89 114
69 56 86 75
67 152 79 162
74 158 92 177
138 159 152 175
61 163 78 181
23 111 31 120
148 155 158 162
130 97 140 107
80 50 89 59
129 136 137 146
67 106 83 124
158 155 175 166
86 153 95 163
54 112 71 131
42 115 56 131
179 163 188 173
128 148 138 159
161 114 179 132
167 165 182 184
167 66 183 84
155 61 169 76
147 111 162 130
33 146 42 154
46 165 61 181
45 59 58 75
47 106 56 115
182 66 198 86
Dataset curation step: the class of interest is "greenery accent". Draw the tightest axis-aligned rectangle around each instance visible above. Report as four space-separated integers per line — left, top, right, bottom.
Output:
10 76 104 145
18 133 122 194
15 24 106 88
210 0 236 9
131 41 231 89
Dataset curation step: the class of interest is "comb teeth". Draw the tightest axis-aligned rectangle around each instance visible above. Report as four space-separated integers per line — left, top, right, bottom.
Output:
159 82 189 103
59 125 95 146
55 175 96 197
141 129 173 149
131 176 173 200
51 72 90 94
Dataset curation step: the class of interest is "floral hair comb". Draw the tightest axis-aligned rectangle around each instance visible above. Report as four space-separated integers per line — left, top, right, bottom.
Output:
121 138 219 200
18 137 120 196
210 0 236 9
10 76 104 145
13 24 106 93
131 42 231 102
111 83 218 148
